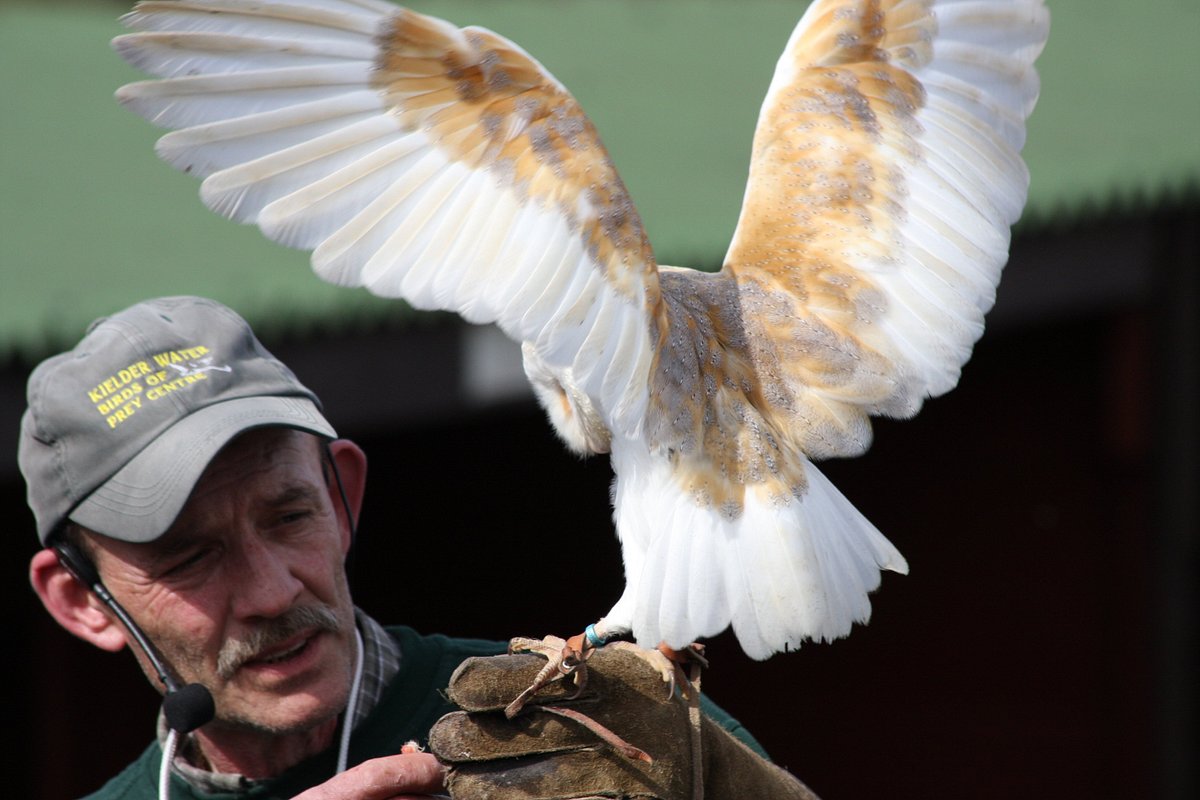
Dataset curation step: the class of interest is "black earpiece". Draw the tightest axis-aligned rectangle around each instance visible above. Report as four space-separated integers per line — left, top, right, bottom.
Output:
322 442 357 538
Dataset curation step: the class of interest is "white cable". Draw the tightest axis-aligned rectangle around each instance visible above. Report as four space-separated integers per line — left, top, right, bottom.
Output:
336 628 365 774
159 728 180 800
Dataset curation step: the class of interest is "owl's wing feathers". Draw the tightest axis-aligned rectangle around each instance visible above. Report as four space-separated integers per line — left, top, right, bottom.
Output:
114 0 660 440
714 0 1049 459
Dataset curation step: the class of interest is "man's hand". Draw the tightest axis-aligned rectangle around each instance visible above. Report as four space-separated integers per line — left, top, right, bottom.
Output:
290 751 446 800
428 641 820 800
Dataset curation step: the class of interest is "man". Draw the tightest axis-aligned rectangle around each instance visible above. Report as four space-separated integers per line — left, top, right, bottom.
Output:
23 296 817 799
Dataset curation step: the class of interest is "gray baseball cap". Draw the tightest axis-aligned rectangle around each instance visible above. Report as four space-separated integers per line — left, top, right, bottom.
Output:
19 296 336 544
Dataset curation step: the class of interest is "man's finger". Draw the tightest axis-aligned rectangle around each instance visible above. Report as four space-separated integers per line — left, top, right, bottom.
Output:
290 752 447 800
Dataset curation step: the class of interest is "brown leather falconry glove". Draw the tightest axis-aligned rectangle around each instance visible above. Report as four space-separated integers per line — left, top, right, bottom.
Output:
428 639 820 800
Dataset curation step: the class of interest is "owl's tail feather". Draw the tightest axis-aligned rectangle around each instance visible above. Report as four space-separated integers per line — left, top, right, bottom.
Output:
609 453 906 660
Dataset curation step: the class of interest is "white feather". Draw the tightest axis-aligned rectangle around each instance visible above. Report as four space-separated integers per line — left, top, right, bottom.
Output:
258 128 424 249
609 440 906 658
118 1 382 41
155 91 386 178
457 198 546 323
117 64 374 128
112 31 378 78
199 113 402 223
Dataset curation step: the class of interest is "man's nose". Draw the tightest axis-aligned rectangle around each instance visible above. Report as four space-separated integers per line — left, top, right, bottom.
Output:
229 534 303 619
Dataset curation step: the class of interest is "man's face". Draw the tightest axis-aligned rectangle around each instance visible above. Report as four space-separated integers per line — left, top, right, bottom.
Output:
86 428 357 736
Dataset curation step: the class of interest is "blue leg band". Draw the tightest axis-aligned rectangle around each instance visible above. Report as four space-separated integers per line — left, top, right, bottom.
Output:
584 623 607 648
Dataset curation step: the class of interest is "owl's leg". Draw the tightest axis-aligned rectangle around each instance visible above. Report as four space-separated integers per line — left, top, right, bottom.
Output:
503 633 595 718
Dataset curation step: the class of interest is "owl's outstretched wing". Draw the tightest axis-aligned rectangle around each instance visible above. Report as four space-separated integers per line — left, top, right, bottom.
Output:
114 0 661 435
717 0 1049 458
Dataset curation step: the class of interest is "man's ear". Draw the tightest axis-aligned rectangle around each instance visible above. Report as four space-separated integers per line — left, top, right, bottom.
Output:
29 548 127 653
326 438 367 551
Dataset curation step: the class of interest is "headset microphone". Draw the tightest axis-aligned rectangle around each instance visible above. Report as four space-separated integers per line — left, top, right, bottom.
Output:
52 541 215 734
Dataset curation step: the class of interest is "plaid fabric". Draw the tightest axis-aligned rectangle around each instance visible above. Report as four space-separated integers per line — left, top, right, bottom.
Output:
349 608 402 730
160 607 402 793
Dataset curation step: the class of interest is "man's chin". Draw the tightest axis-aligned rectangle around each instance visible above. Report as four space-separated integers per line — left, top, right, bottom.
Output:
211 704 342 738
208 684 350 739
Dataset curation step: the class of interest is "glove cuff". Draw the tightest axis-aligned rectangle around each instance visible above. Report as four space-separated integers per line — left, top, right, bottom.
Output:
701 716 822 800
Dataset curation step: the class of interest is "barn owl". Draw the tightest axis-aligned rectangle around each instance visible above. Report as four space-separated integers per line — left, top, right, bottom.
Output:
111 0 1049 662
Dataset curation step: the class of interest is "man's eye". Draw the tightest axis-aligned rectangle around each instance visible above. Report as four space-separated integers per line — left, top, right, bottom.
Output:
163 550 210 576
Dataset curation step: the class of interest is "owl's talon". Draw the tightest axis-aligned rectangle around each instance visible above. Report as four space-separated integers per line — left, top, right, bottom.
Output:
601 640 706 699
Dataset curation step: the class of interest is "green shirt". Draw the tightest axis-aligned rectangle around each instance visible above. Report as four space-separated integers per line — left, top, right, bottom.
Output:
81 626 764 799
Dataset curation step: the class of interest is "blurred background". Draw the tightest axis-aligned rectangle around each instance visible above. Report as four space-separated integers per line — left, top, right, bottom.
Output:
2 1 1196 797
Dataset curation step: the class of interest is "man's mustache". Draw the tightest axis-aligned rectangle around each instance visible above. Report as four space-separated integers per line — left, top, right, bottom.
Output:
216 605 343 679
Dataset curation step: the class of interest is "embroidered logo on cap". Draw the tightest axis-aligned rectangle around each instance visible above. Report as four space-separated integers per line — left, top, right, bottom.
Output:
86 345 233 430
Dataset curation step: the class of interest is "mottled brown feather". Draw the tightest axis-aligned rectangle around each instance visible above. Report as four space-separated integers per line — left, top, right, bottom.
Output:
370 10 658 303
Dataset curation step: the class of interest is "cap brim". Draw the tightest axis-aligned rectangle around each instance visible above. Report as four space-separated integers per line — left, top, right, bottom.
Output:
69 396 336 542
